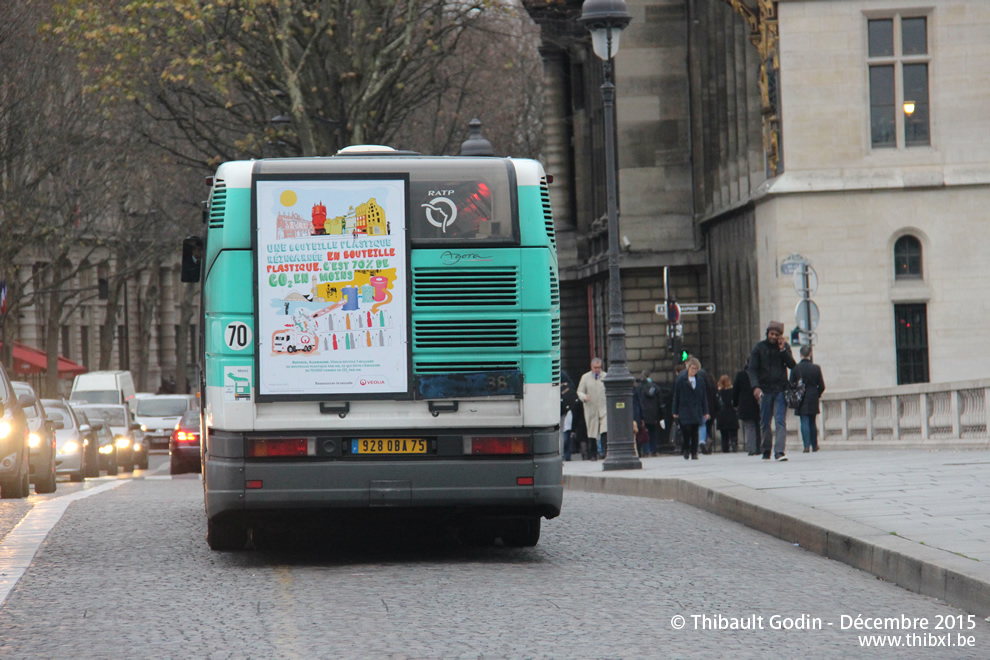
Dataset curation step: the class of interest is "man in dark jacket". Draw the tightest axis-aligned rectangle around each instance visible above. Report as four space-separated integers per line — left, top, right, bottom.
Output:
748 320 796 461
790 344 826 452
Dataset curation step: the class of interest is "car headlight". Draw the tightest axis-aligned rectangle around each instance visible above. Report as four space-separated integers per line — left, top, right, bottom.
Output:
60 441 79 454
28 432 42 448
140 424 147 432
133 443 144 452
0 421 10 439
115 436 131 450
99 444 114 455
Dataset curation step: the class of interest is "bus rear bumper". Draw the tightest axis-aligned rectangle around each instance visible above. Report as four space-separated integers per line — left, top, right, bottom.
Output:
205 454 563 525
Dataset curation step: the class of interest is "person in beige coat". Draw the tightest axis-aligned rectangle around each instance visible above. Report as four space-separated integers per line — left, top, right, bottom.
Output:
577 358 608 460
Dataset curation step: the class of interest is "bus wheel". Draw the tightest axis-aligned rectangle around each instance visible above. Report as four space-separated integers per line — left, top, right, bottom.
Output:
502 517 541 547
207 518 248 551
459 523 497 547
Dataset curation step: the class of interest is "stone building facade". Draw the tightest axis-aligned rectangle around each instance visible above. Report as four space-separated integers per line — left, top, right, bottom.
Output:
527 0 990 392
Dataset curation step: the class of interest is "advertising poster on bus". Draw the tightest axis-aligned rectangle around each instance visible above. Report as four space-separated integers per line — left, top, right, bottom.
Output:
254 177 409 399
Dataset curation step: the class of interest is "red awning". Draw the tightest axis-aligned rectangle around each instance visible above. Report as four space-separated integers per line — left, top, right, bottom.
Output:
0 342 87 378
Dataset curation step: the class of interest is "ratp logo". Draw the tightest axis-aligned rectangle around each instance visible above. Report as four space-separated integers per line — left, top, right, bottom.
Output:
421 197 457 233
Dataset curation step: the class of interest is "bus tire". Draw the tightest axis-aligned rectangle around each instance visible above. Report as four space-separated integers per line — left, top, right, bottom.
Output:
460 523 497 547
207 518 248 551
502 517 541 548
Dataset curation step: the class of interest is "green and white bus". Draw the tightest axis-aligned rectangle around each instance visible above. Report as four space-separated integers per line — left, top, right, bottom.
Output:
183 146 562 550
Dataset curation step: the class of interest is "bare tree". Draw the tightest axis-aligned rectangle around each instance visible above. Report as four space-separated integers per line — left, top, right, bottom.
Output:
49 0 542 163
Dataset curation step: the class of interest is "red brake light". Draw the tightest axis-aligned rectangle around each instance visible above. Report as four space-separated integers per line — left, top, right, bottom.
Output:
247 438 309 457
469 436 531 455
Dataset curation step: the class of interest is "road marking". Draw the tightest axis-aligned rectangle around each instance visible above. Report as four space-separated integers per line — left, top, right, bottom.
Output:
0 480 129 606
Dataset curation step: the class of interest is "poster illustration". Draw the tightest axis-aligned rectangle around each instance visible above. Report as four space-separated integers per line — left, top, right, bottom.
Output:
255 177 408 398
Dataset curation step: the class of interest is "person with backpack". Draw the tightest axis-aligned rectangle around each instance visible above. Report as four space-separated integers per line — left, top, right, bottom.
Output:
790 344 826 452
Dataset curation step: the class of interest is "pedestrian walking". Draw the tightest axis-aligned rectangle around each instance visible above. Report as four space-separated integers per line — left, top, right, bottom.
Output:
715 374 739 453
577 357 608 460
637 370 666 457
791 344 826 452
560 371 579 461
672 357 709 460
732 360 760 455
748 321 797 461
698 366 718 454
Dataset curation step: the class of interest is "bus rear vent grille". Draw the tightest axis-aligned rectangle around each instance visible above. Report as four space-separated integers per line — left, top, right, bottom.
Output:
553 358 561 385
414 360 521 374
551 318 560 347
209 181 227 229
414 320 519 349
549 267 559 306
541 177 556 249
413 268 518 307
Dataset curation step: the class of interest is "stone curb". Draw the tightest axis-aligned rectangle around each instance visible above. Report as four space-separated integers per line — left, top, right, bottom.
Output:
564 473 990 618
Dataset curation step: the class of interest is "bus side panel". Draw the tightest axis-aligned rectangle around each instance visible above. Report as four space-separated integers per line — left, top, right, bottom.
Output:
516 183 553 250
204 187 252 277
204 249 256 431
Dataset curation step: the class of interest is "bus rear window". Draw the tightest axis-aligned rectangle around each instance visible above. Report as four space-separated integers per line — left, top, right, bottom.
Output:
408 160 516 244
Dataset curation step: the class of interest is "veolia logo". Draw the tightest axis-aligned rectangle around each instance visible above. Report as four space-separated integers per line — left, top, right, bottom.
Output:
360 378 386 386
421 197 458 232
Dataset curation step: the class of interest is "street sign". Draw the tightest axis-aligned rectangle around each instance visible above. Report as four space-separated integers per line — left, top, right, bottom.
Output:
655 302 715 316
793 264 818 297
654 303 715 316
795 299 820 332
678 302 716 314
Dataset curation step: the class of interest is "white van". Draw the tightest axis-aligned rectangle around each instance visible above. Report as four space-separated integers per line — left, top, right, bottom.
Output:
69 371 137 410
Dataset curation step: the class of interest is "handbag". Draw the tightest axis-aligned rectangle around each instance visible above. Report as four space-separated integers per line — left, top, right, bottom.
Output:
785 378 806 410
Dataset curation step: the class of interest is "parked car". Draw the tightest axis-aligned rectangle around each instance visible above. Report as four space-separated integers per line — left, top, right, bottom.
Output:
12 382 56 494
136 394 197 450
0 363 33 498
170 409 202 475
72 404 140 472
70 407 118 476
43 398 95 482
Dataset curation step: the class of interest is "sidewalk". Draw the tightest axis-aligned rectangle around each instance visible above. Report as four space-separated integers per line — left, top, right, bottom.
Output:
563 448 990 617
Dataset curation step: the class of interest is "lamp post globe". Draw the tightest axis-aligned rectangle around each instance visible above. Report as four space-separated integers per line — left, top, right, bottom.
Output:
578 0 631 62
580 0 640 471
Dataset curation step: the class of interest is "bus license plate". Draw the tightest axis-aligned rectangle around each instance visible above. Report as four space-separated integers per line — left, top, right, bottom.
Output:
352 438 427 454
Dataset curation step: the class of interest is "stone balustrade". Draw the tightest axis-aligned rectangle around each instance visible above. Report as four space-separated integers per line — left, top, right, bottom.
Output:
815 379 990 449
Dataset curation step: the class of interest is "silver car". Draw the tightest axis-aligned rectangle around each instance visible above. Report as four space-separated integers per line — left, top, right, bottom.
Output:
43 399 94 482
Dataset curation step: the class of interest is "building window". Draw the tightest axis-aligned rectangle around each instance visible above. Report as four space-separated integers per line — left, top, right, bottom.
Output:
894 303 929 384
80 326 90 368
61 326 71 359
868 15 930 148
894 235 923 279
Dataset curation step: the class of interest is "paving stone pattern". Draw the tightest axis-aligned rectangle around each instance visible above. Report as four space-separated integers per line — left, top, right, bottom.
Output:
0 475 987 658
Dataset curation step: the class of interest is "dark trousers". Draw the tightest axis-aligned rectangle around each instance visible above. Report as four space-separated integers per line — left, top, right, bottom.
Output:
720 428 738 453
680 424 699 457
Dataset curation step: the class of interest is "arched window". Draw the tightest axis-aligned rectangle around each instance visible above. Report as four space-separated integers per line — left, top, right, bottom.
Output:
894 235 922 279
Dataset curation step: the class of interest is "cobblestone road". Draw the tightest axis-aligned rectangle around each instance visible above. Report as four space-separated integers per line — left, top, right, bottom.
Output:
0 461 987 659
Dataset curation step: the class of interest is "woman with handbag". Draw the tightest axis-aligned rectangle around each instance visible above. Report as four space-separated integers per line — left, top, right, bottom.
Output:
790 344 826 452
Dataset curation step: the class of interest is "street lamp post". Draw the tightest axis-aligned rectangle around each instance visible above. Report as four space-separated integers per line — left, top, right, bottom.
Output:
580 0 640 471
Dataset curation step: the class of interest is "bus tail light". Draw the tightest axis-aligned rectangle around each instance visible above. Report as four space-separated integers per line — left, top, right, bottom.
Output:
466 436 531 455
247 438 311 457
